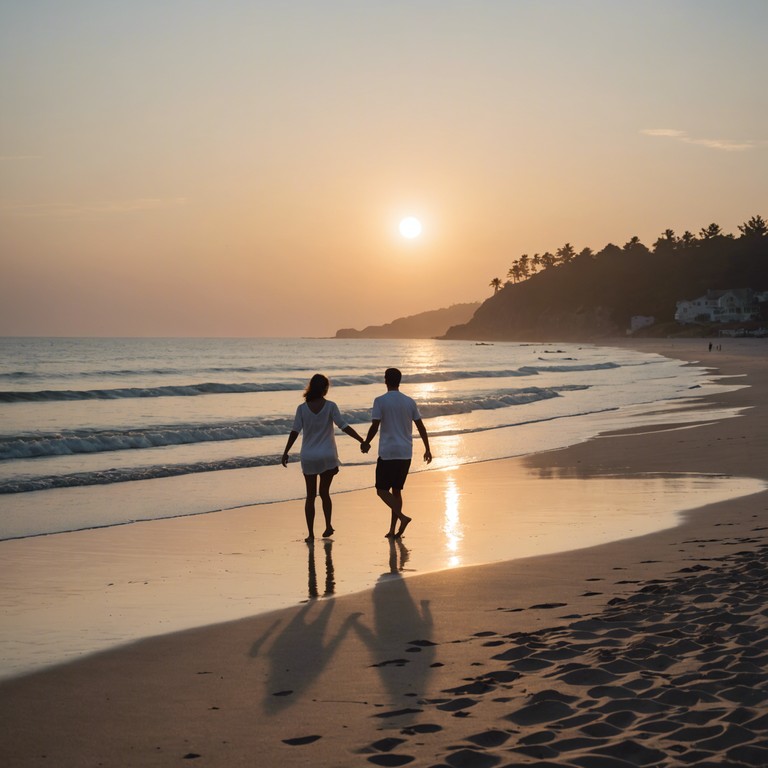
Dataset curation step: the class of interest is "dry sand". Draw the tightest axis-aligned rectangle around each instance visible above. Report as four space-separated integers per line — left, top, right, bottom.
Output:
1 338 767 767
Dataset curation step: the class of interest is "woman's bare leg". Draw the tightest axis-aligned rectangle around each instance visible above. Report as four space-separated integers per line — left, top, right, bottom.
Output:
319 469 335 537
303 474 318 541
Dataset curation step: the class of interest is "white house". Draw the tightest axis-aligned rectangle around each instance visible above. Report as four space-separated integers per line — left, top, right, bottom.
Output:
675 289 768 324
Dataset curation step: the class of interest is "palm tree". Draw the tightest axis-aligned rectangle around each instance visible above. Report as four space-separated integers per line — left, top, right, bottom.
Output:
507 263 522 283
518 253 531 279
489 277 502 294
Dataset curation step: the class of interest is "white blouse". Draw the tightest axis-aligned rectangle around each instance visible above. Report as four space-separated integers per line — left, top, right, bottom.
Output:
291 400 348 475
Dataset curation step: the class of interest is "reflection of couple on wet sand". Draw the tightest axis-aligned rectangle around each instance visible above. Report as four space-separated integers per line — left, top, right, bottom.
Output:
282 367 432 540
251 538 435 715
306 539 334 599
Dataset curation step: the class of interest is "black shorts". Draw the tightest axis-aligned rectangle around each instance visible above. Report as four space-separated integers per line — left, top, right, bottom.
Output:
375 458 411 491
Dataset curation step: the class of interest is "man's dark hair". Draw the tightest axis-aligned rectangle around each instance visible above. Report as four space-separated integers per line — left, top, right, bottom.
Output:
384 367 402 387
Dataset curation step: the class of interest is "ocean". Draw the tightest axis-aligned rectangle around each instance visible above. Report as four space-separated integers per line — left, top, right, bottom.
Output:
0 336 741 541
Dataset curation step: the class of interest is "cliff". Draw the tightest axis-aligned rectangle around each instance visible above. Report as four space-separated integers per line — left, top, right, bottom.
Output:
336 302 480 339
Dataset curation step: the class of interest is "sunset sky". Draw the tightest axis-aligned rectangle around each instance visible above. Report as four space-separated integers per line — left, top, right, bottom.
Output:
2 1 766 338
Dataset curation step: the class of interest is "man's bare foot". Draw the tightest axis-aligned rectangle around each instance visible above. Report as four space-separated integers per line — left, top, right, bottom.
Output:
322 527 334 538
395 515 412 538
384 531 396 538
305 535 314 542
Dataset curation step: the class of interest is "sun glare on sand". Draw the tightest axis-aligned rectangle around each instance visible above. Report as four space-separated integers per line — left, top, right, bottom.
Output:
399 216 422 239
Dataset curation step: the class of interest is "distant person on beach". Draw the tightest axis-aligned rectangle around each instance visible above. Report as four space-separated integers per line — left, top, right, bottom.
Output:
361 367 432 538
282 374 365 541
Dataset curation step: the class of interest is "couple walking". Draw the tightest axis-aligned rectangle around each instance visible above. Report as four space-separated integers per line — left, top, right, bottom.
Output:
281 368 432 541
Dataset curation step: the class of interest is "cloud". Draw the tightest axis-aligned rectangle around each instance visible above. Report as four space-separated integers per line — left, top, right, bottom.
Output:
0 197 188 218
641 128 756 152
685 137 755 152
642 129 687 138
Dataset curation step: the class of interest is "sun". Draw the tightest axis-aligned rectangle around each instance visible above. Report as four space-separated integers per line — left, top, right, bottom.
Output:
399 216 422 239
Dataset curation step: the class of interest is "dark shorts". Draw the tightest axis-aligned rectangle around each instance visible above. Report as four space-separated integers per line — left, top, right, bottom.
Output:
375 458 411 491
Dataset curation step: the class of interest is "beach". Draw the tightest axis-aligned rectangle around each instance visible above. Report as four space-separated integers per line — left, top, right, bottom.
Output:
1 338 767 767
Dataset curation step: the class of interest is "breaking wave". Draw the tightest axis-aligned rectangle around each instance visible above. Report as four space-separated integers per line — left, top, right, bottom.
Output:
0 364 615 402
0 385 585 461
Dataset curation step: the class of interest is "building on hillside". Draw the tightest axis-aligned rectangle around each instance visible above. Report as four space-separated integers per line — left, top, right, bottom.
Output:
675 289 768 324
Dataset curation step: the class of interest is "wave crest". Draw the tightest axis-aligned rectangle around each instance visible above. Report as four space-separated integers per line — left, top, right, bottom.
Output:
0 364 615 402
0 385 585 460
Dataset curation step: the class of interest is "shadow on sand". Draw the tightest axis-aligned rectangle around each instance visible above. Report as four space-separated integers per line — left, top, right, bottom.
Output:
249 538 436 720
249 540 358 713
351 539 436 724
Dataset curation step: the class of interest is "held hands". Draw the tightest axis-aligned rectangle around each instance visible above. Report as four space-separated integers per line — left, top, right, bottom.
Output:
360 441 371 454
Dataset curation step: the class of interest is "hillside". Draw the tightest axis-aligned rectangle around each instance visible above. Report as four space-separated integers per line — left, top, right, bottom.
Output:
443 219 768 341
336 302 480 339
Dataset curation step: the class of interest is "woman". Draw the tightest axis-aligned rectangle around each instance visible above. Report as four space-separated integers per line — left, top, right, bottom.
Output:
282 373 365 541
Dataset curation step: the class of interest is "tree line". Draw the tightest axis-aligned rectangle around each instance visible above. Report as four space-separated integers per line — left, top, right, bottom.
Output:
489 215 768 294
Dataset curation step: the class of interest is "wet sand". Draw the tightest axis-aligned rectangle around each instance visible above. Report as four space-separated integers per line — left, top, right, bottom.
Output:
1 338 766 767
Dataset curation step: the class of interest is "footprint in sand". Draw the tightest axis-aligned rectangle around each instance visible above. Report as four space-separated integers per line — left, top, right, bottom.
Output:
367 737 406 752
373 707 423 719
281 735 321 746
506 698 576 726
399 723 442 735
436 697 478 712
443 681 496 695
463 729 511 748
367 755 415 766
442 748 501 767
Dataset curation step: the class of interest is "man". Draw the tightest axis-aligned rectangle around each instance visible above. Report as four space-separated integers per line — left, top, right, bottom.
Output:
361 368 432 537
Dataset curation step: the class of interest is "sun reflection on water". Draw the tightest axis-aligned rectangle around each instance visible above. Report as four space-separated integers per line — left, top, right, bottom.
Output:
442 474 464 568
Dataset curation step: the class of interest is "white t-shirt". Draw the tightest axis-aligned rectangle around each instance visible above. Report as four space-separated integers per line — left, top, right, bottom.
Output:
371 389 422 460
291 400 348 475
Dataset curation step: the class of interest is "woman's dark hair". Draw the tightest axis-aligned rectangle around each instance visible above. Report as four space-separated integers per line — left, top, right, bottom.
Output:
304 373 330 401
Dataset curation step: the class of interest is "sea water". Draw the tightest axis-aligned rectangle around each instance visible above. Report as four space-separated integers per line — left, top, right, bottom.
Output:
0 336 742 540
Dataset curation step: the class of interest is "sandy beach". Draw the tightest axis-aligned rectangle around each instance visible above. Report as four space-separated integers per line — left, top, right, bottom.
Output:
1 338 767 768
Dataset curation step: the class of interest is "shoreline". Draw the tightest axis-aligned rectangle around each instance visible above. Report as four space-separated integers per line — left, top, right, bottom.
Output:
1 462 760 682
1 338 767 767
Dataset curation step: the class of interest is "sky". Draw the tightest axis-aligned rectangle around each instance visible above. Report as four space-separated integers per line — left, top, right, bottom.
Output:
1 0 766 338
